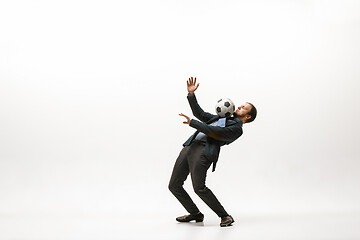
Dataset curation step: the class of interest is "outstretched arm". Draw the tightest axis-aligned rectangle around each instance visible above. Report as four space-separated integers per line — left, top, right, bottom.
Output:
189 119 243 143
186 77 216 122
179 114 242 142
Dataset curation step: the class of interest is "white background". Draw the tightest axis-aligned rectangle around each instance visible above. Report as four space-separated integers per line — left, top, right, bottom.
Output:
0 0 360 239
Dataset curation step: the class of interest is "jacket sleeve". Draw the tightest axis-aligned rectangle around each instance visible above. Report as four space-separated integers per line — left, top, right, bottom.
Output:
187 93 216 123
189 119 243 142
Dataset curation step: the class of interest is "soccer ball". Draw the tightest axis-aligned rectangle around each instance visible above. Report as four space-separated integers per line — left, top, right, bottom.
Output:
215 98 235 117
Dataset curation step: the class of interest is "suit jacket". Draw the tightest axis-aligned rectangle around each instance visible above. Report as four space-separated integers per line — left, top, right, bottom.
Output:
183 93 243 172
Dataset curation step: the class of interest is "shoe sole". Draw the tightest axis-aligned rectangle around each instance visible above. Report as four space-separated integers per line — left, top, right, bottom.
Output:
176 218 204 223
220 220 234 227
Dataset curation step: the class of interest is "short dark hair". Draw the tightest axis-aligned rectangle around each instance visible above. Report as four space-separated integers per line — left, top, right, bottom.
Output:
246 102 257 123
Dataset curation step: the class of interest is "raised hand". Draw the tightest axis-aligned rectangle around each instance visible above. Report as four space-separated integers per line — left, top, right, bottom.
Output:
187 77 199 94
179 113 191 125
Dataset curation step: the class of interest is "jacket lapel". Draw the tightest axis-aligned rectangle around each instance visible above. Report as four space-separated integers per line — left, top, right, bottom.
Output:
206 116 220 124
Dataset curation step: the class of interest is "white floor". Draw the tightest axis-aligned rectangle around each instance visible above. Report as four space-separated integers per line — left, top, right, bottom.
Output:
1 212 360 240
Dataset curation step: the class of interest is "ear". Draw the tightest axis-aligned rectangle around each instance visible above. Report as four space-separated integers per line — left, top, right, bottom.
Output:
245 115 252 122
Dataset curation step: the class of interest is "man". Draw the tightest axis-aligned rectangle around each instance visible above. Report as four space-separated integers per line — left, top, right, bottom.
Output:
168 77 257 227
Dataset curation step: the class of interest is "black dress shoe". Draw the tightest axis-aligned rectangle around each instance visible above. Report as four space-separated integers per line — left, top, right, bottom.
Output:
176 212 204 222
220 215 234 227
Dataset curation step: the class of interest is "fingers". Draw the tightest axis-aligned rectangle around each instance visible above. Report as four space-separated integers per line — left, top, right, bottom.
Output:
195 83 199 90
179 113 190 124
179 113 188 118
187 77 197 86
179 113 185 119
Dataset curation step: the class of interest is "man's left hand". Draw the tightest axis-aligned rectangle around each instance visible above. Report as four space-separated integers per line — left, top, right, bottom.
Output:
179 113 191 125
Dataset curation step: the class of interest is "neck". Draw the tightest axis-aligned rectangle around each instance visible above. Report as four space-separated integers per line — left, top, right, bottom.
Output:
234 113 246 124
238 117 246 124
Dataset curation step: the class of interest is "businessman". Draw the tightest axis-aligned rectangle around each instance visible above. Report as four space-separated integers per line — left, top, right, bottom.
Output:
168 77 257 227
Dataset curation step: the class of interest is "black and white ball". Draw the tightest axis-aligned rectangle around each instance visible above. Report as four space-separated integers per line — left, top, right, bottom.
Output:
215 98 235 117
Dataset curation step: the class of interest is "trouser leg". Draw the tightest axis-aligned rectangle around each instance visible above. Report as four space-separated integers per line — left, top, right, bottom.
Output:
168 146 200 214
188 142 229 217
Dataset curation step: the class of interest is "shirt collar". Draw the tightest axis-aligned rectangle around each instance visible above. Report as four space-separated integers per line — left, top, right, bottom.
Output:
229 116 243 127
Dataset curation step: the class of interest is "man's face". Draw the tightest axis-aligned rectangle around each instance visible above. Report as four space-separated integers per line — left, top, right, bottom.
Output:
234 103 252 118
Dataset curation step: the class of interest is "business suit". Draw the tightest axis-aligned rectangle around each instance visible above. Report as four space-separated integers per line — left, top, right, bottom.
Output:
169 93 244 217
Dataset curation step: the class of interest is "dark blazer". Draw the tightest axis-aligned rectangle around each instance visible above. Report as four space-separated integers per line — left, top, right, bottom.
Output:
183 93 243 171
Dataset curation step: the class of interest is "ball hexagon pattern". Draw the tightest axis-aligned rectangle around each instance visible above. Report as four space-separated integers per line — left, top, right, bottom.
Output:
215 98 235 117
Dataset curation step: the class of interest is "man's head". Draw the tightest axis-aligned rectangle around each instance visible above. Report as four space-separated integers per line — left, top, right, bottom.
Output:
234 102 257 123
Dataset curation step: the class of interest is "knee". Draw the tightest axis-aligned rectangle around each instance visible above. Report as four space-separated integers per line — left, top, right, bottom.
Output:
168 181 178 193
194 185 208 195
168 182 174 192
